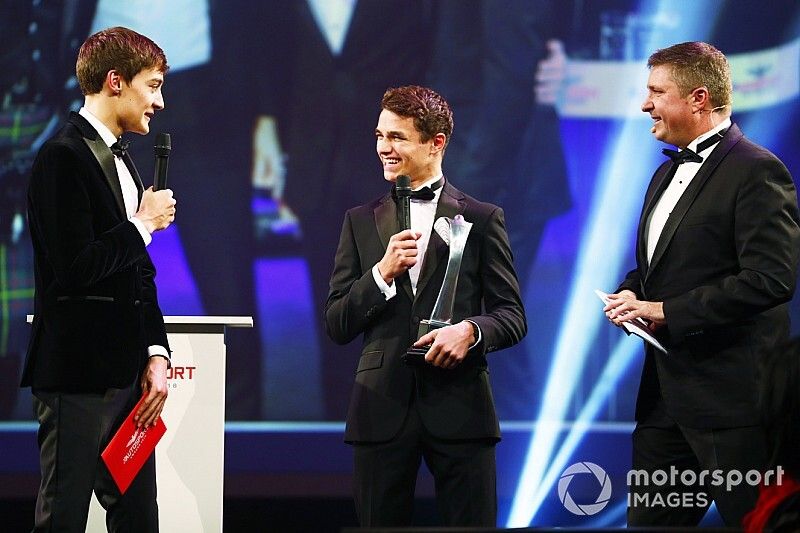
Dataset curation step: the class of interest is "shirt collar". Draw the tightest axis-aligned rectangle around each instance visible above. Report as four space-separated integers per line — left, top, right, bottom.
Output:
78 107 118 148
687 117 732 154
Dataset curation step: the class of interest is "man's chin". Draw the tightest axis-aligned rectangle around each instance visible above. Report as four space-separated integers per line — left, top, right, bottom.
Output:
127 125 150 136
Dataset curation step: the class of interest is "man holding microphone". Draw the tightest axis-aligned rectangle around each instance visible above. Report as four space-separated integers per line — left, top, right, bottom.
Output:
23 27 176 532
326 85 526 526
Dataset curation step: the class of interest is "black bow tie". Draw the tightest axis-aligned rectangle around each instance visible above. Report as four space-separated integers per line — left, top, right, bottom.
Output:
391 177 444 202
110 139 129 158
661 128 727 165
662 147 702 164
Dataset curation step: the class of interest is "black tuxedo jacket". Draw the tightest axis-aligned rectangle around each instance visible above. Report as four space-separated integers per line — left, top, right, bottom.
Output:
325 181 526 443
619 124 800 428
22 112 169 392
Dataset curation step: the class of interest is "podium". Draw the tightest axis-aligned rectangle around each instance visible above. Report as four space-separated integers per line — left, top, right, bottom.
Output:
81 316 253 532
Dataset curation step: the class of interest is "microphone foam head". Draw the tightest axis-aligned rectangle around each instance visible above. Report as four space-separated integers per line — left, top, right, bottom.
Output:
154 132 171 155
396 174 411 192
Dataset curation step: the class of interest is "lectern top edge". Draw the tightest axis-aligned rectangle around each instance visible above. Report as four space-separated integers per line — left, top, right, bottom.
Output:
161 316 253 327
27 315 254 328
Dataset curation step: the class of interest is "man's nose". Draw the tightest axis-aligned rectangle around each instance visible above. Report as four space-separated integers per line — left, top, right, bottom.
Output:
154 90 165 110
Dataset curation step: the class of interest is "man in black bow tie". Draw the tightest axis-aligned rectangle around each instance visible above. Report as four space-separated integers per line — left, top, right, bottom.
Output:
23 27 177 532
325 85 526 526
604 42 800 527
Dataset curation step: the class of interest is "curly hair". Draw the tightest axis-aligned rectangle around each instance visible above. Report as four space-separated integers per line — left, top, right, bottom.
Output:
381 85 453 145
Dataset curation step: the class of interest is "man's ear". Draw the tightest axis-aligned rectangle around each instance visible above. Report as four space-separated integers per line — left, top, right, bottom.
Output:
431 133 447 154
106 70 122 95
690 86 710 113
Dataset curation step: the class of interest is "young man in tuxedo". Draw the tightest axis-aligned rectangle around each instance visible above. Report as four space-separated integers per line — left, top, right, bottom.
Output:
23 26 177 532
604 42 800 526
325 85 526 526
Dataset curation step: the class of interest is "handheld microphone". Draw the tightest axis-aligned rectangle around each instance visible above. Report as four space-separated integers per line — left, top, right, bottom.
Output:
396 175 411 231
153 133 171 191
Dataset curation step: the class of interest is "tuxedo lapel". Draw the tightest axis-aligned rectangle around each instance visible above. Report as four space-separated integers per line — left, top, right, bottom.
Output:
374 194 414 301
637 161 673 273
646 125 743 281
71 113 126 219
415 182 465 299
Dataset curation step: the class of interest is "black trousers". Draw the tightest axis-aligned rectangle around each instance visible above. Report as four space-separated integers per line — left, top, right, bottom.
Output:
627 399 767 527
32 383 158 532
352 402 497 527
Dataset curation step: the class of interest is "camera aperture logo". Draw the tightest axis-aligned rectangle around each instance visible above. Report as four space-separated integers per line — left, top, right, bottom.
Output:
558 462 613 516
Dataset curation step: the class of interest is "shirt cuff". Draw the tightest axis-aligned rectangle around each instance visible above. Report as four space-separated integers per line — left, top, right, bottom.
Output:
372 264 396 300
465 319 482 349
130 217 153 246
148 345 171 367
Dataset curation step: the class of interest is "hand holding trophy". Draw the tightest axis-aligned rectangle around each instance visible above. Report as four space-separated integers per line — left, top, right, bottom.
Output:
402 214 473 365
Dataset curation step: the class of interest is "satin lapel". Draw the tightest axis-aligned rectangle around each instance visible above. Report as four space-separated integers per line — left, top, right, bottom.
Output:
637 162 674 272
646 126 742 280
374 194 413 301
82 133 126 219
415 182 464 300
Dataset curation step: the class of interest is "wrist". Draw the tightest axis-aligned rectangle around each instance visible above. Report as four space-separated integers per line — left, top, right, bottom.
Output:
655 302 665 323
134 215 156 234
377 262 393 285
463 321 476 344
148 353 170 368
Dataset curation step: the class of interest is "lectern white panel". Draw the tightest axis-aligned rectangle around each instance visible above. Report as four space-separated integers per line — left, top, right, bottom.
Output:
81 316 252 533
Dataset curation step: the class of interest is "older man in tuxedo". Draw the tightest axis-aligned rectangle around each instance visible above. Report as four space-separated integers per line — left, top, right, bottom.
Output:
605 42 800 527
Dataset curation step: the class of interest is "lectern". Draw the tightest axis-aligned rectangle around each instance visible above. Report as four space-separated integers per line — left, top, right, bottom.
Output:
81 316 253 532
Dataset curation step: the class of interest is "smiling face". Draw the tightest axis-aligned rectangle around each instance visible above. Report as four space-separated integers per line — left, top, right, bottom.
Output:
116 67 164 135
375 109 443 188
641 65 698 148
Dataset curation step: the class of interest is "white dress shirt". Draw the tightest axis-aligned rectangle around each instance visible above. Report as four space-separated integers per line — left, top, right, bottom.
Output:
646 118 732 263
372 175 443 297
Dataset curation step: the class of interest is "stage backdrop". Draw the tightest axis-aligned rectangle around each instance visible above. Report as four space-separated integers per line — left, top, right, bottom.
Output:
2 0 799 527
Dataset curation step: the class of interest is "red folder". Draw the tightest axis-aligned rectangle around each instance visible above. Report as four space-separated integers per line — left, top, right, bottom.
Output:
101 396 167 494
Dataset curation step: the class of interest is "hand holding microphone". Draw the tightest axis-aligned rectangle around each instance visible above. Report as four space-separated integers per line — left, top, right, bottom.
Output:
377 175 419 284
134 132 176 233
135 187 176 233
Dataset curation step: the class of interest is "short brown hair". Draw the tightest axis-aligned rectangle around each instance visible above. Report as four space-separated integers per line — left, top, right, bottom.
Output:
381 86 453 145
76 27 168 95
648 42 732 110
